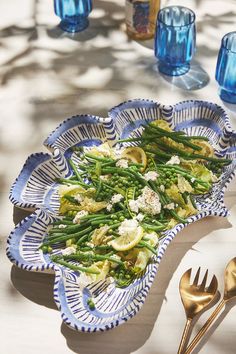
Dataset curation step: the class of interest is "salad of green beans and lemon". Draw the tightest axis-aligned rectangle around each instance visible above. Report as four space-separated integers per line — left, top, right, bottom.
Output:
40 120 231 289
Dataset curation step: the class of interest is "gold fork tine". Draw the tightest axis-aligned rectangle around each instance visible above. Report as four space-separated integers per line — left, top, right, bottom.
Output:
181 268 192 284
208 275 217 293
184 258 236 354
199 269 208 291
178 268 218 354
192 267 201 286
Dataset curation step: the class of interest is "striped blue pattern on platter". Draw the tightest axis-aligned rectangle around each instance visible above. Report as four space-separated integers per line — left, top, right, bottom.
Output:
7 99 236 332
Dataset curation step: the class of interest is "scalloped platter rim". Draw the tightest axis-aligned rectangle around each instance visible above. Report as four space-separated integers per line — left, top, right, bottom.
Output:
7 99 236 332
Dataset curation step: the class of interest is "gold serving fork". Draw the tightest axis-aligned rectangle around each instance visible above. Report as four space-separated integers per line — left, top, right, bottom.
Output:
177 268 218 354
185 257 236 354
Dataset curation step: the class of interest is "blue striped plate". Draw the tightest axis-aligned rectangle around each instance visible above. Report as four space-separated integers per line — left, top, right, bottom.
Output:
7 100 236 332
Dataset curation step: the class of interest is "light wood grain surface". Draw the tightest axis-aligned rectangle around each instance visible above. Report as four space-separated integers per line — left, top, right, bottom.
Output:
1 1 236 353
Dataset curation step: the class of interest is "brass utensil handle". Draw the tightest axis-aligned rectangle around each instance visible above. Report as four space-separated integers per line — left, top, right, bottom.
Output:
177 318 192 354
184 299 225 354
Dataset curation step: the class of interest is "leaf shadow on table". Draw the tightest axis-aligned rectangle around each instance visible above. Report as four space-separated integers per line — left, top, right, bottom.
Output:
47 0 125 42
60 216 233 354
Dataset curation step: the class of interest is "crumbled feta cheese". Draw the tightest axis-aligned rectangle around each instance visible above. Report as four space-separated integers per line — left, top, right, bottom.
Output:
61 246 77 256
160 184 165 192
86 242 94 248
129 199 139 213
116 159 129 168
114 147 124 160
118 219 139 236
166 155 180 165
95 143 113 157
58 224 67 229
210 171 218 182
73 210 88 224
110 254 121 269
129 187 162 216
100 175 110 181
137 186 162 215
106 203 113 212
144 171 159 181
111 194 124 204
164 203 175 210
135 213 145 222
74 194 83 203
191 177 196 183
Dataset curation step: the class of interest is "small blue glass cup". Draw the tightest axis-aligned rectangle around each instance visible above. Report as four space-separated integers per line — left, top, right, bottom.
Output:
215 32 236 104
54 0 92 33
155 6 196 76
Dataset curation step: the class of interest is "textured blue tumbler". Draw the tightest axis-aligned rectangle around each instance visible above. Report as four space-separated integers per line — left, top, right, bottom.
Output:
155 6 196 76
54 0 92 33
215 32 236 104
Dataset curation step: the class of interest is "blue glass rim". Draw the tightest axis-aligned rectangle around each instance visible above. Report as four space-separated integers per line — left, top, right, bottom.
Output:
157 6 196 28
221 31 236 54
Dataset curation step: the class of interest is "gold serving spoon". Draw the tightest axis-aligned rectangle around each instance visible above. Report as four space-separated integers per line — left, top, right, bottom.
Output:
184 257 236 354
178 268 218 354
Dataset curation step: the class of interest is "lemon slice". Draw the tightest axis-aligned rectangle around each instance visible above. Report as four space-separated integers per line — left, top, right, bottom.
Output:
109 226 143 251
121 147 147 171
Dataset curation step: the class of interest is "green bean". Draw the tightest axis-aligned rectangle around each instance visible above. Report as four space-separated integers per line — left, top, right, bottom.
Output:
190 194 197 209
108 222 121 230
80 213 108 220
95 245 113 251
84 153 113 163
91 219 111 226
53 220 74 226
47 232 66 239
64 253 125 266
68 158 84 182
49 222 90 236
55 177 88 188
182 192 189 204
101 167 134 180
76 233 91 246
145 127 202 151
43 226 93 246
63 195 80 204
95 161 102 176
51 257 100 274
169 210 188 224
138 241 157 254
141 223 166 231
128 169 148 186
95 179 102 199
143 148 171 160
117 202 126 210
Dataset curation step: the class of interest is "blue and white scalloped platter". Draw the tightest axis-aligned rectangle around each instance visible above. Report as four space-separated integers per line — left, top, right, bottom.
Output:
7 99 236 332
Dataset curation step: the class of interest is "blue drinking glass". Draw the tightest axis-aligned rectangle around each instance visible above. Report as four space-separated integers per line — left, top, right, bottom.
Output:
155 6 196 76
215 32 236 104
54 0 92 33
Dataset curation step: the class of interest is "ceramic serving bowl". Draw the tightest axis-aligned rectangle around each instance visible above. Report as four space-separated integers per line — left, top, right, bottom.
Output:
7 99 236 332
